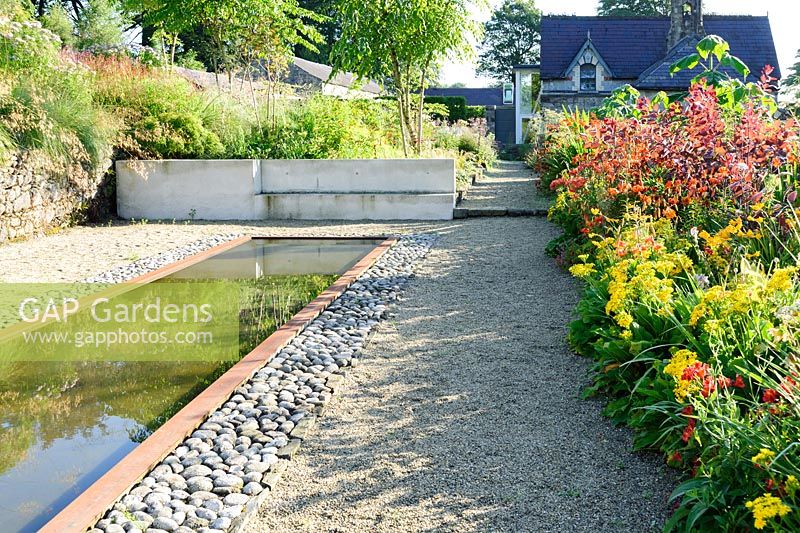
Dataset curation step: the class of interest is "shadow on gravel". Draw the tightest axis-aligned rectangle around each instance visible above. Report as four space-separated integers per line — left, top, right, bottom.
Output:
252 218 677 533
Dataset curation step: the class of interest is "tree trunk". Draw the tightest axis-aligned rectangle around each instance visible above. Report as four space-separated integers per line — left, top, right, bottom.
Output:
246 66 262 130
170 34 178 66
402 64 417 148
417 59 430 154
390 51 409 157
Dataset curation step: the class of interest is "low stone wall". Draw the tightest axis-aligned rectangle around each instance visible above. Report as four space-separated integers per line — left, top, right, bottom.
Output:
0 150 110 243
117 159 456 221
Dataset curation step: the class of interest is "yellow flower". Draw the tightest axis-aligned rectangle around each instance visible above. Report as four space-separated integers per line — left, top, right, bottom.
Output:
689 303 707 327
569 263 596 279
766 267 797 293
752 448 776 467
704 319 723 336
664 349 700 401
787 476 799 497
753 202 765 211
745 493 791 530
616 311 634 329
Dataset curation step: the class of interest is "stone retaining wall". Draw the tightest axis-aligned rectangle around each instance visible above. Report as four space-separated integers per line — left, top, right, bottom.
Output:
0 150 111 243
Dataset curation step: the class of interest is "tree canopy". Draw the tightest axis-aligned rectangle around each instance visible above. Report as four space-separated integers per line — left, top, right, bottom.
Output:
331 0 479 154
785 49 800 88
597 0 670 17
477 0 541 82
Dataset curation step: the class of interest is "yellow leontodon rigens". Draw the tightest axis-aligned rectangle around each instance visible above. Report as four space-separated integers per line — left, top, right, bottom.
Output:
752 448 776 467
745 493 791 530
663 349 700 401
568 263 596 278
689 267 798 332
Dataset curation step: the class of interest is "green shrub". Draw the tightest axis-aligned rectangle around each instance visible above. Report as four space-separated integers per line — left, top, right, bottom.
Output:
246 96 403 160
464 105 485 120
40 4 74 48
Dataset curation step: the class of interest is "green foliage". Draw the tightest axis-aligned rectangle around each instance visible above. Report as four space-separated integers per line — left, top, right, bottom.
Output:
245 96 402 160
669 35 776 116
331 0 481 154
74 0 126 51
295 0 338 63
477 0 541 82
40 3 74 48
596 0 670 17
424 96 467 121
87 55 248 159
1 3 112 168
433 119 497 184
140 0 323 72
782 49 800 88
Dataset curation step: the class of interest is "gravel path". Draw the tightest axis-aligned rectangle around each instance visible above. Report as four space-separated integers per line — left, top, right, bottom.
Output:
246 217 675 533
460 161 551 211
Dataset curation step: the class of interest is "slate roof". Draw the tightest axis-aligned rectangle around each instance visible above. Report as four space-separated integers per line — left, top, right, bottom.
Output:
426 87 505 106
290 57 382 94
540 15 781 89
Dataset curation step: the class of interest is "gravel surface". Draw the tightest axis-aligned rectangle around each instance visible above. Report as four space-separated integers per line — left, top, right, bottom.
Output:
247 217 676 533
91 236 436 533
460 161 551 211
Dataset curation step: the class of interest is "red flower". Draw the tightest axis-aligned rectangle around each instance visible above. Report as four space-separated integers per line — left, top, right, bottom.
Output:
733 375 745 389
763 389 780 403
669 451 683 464
780 376 798 397
766 479 775 492
682 419 696 443
681 405 694 416
691 457 701 477
682 362 710 382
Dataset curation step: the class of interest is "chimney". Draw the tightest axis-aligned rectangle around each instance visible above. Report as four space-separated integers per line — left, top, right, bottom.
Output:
668 0 704 49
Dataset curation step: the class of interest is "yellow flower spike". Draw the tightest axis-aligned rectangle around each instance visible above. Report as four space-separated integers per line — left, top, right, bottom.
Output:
746 493 791 530
664 349 700 401
615 311 634 329
766 267 797 293
569 263 596 279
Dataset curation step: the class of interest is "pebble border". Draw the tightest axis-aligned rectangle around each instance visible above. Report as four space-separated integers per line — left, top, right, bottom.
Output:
86 234 435 533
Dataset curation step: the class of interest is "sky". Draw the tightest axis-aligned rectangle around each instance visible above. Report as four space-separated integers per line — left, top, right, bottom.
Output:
440 0 800 86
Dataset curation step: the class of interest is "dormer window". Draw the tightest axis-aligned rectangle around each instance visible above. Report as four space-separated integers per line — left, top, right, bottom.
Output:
580 63 597 92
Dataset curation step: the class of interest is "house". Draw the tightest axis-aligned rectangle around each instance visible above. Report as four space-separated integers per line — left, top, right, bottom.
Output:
286 57 382 99
426 87 505 107
515 0 781 143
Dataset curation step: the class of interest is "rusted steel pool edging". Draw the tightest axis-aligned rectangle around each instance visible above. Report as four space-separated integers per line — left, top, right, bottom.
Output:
41 235 397 533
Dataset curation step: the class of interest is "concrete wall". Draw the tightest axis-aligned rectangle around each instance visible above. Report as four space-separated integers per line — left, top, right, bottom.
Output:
117 159 455 221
